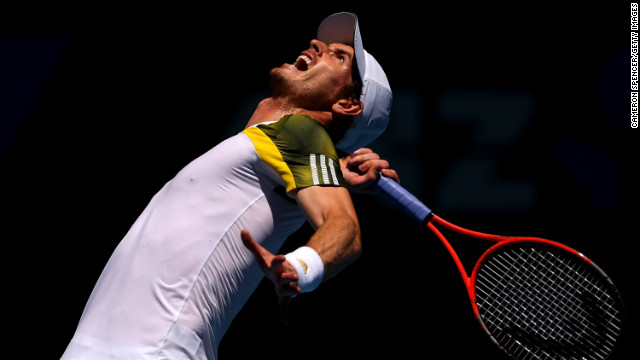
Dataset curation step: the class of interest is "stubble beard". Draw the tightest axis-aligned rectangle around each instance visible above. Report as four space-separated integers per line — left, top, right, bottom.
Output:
268 67 288 99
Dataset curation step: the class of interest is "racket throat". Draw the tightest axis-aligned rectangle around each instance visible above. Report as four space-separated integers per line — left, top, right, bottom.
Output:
427 221 472 284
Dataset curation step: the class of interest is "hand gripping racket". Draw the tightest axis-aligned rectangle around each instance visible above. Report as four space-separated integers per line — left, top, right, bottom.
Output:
373 176 625 360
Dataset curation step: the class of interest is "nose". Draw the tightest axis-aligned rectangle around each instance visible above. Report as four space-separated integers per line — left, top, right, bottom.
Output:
310 39 326 55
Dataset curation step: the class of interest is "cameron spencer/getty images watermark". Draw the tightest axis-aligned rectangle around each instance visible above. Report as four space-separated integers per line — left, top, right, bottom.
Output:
631 3 639 128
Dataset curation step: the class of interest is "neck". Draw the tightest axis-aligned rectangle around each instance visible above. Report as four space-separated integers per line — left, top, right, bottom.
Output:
245 97 333 129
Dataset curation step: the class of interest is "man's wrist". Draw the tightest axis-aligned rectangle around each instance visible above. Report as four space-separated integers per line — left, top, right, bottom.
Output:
285 246 324 293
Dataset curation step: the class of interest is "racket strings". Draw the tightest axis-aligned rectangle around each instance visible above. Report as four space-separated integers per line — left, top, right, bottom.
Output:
474 245 623 360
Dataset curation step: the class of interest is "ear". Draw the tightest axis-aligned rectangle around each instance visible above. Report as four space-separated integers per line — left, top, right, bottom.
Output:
332 98 363 117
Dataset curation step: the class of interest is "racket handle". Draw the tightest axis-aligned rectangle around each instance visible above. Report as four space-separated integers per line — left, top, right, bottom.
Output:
373 175 433 224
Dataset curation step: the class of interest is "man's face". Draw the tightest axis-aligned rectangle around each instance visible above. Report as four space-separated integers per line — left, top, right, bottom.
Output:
270 40 357 110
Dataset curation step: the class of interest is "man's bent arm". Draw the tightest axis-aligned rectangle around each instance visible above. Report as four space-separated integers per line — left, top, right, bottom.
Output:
293 185 361 280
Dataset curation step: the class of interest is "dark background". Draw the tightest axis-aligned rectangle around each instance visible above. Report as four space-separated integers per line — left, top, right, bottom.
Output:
1 2 637 359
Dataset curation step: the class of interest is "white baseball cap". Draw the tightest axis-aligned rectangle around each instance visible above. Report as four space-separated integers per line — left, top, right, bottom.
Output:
317 12 393 154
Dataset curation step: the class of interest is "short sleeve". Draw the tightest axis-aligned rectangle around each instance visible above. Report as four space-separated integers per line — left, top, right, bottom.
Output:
242 114 346 194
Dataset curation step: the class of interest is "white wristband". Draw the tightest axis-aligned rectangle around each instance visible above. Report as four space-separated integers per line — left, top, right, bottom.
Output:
285 246 324 293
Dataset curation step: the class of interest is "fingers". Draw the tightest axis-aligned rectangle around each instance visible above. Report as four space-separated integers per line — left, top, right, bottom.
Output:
241 230 269 270
340 148 400 192
347 148 400 182
241 229 300 293
381 168 400 184
346 148 380 169
277 266 301 295
241 229 300 325
275 265 300 326
350 156 390 181
347 149 388 174
240 230 261 256
242 229 278 275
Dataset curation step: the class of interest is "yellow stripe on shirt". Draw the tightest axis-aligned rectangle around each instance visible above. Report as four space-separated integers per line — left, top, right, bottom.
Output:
243 126 297 193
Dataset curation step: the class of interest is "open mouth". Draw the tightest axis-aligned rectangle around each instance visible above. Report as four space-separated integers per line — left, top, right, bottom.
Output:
293 55 311 71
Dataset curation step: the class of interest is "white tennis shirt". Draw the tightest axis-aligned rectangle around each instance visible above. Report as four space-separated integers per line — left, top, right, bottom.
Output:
61 115 345 359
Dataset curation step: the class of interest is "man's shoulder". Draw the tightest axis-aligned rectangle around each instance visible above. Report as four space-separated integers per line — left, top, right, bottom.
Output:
254 114 336 155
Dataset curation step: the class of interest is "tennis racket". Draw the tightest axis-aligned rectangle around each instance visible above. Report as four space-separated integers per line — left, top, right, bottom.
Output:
373 175 625 360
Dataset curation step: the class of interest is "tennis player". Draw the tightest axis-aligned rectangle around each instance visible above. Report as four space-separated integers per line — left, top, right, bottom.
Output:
61 12 395 360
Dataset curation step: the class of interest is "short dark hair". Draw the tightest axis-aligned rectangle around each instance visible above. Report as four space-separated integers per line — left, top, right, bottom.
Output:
328 64 363 145
340 79 362 101
341 61 363 100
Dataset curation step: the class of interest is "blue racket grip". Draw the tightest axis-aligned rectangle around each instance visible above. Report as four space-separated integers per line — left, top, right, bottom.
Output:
372 175 433 224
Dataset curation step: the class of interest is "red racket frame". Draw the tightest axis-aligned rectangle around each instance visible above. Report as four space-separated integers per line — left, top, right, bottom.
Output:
426 214 594 327
373 175 622 359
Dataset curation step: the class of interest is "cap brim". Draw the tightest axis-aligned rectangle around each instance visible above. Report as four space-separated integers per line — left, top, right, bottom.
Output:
317 12 366 83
